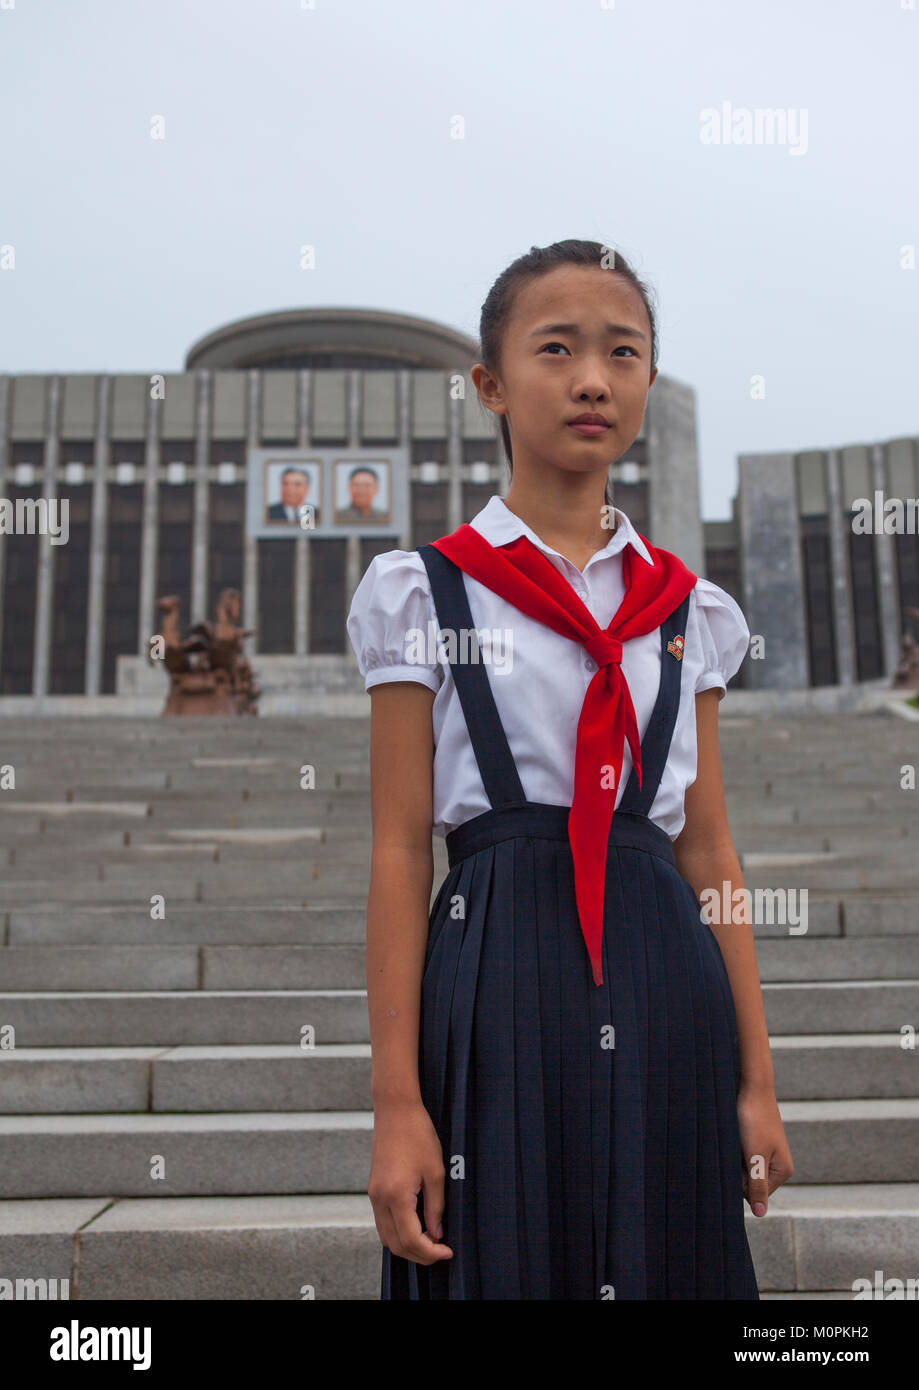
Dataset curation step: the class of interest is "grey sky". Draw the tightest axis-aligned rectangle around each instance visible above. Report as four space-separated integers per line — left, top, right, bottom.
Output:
1 0 916 518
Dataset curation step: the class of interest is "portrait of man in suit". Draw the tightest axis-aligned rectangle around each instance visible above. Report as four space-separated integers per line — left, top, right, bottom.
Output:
266 465 319 526
333 463 389 524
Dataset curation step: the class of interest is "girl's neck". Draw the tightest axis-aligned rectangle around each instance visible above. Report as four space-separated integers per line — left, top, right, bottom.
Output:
501 486 618 572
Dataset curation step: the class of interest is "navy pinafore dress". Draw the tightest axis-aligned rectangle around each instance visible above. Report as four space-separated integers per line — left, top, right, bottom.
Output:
380 542 760 1300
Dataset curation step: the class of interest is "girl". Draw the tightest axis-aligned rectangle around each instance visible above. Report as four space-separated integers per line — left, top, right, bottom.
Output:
346 239 793 1300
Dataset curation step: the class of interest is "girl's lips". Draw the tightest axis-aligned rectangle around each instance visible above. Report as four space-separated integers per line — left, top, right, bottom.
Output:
567 422 610 437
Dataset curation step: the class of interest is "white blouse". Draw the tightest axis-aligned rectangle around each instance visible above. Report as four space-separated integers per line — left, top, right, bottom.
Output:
346 495 750 841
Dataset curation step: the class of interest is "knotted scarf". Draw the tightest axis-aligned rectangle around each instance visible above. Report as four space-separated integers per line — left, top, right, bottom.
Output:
432 522 697 986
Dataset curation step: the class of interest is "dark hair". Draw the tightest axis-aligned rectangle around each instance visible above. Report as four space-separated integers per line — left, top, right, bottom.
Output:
477 239 658 510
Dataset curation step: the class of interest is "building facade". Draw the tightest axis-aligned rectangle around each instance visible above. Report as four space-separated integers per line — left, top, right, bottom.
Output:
731 440 919 690
0 307 704 699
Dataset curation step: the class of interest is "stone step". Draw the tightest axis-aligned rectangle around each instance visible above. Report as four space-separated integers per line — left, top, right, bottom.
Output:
0 990 368 1045
0 1036 915 1114
0 880 203 906
841 899 919 936
770 1035 919 1098
779 1098 919 1182
742 863 918 893
9 862 908 903
0 1184 917 1298
6 836 375 871
7 906 369 945
1 981 917 1045
4 894 917 949
0 1039 372 1112
0 865 374 904
762 980 919 1033
0 1044 372 1112
5 937 917 992
0 1100 917 1195
0 1195 381 1299
0 944 366 991
0 1112 373 1197
747 1182 919 1296
753 938 919 979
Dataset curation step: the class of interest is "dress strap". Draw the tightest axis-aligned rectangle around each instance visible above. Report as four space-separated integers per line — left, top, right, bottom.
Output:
417 543 527 811
617 591 692 817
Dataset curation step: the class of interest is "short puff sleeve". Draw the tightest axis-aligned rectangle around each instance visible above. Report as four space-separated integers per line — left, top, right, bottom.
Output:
692 577 750 699
346 549 444 694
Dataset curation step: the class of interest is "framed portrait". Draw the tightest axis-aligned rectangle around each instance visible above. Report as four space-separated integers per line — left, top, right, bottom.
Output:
264 458 321 528
333 458 392 526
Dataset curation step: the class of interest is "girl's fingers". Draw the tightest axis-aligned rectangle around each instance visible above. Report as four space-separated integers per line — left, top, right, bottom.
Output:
374 1205 399 1253
769 1147 795 1196
389 1196 453 1265
423 1169 446 1244
745 1148 770 1217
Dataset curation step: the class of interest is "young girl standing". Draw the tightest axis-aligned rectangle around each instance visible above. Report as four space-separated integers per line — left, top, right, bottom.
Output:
346 239 793 1300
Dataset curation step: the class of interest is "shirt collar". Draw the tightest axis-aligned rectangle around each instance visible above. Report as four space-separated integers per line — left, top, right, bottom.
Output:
468 493 654 568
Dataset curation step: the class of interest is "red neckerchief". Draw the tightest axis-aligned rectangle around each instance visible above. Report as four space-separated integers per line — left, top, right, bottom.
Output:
432 522 697 986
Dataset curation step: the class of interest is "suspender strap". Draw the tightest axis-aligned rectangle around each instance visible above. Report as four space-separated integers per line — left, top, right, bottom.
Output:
617 592 691 816
418 543 526 811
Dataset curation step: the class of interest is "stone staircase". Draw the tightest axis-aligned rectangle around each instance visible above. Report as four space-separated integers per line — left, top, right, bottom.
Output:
0 711 917 1299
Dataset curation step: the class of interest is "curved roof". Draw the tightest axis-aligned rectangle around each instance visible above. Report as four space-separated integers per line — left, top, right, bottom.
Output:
185 307 482 371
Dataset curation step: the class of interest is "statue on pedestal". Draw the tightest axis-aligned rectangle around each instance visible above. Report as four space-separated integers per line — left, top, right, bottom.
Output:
892 605 919 691
147 589 260 716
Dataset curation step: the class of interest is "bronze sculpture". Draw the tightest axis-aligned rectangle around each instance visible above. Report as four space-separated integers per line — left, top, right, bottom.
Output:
147 589 260 716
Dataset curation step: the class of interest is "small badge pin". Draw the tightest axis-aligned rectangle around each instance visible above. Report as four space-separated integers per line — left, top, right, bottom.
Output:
667 633 685 660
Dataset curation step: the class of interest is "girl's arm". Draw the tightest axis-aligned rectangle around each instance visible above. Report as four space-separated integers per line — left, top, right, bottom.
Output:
674 688 794 1215
364 680 453 1263
366 679 436 1105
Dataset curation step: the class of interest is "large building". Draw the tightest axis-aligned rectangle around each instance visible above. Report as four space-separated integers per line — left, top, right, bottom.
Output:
732 442 919 689
696 438 919 691
2 304 914 705
0 307 703 703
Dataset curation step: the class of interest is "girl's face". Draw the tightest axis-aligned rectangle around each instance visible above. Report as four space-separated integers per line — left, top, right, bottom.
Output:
475 263 657 484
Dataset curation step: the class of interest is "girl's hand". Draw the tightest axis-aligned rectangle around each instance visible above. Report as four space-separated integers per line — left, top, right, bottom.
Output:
368 1098 454 1265
736 1082 794 1217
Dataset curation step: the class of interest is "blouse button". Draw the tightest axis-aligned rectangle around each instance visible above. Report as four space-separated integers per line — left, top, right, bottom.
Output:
584 657 596 672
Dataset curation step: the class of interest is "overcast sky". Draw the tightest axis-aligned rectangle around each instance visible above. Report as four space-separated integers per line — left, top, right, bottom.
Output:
1 0 916 518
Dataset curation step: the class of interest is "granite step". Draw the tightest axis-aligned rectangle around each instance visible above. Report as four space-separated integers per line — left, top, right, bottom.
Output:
1 1184 917 1299
0 1036 915 1113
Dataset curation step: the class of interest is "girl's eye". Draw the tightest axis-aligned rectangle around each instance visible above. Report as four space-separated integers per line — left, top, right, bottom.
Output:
539 343 638 358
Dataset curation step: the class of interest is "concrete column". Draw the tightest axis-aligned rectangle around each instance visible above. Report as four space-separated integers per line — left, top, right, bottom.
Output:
190 369 212 622
84 375 112 696
0 375 12 669
398 369 413 550
32 375 62 698
825 447 856 685
243 371 260 651
737 452 808 690
645 376 704 574
347 368 361 450
343 369 363 625
297 369 311 450
871 440 901 677
137 389 161 652
446 376 463 533
294 369 312 654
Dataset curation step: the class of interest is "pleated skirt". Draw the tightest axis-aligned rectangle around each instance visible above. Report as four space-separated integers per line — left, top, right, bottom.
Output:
380 805 760 1300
